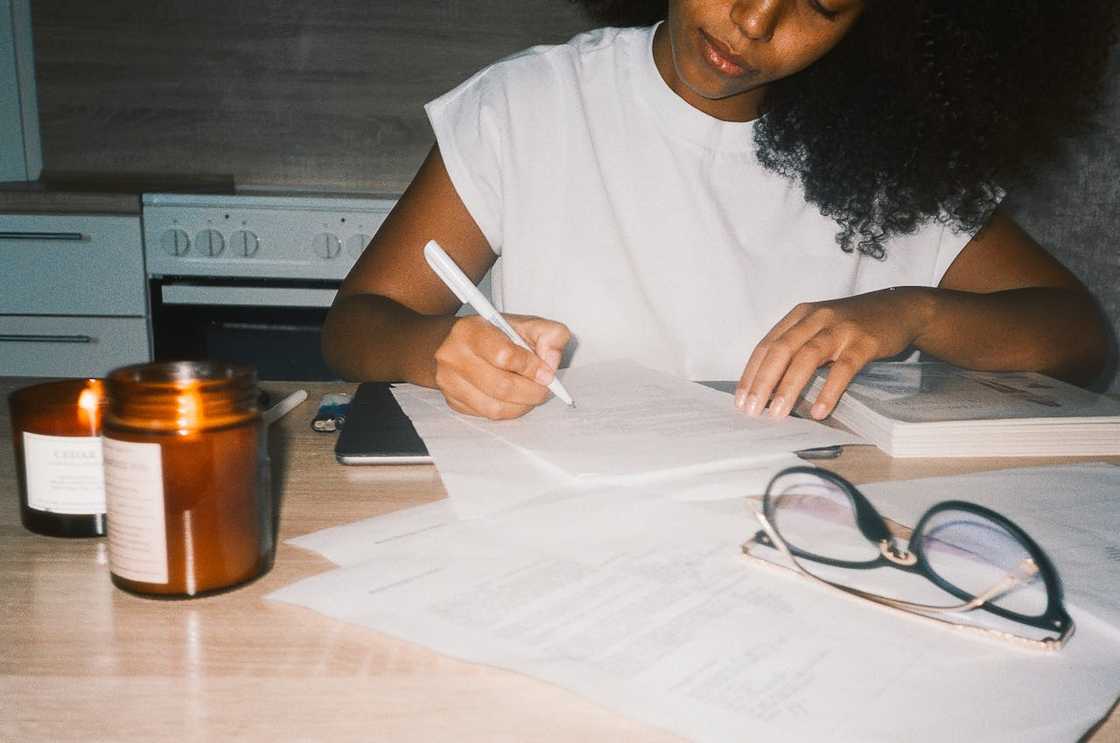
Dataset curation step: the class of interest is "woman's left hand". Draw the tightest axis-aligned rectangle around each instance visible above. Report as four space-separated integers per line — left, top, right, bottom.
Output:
736 287 933 420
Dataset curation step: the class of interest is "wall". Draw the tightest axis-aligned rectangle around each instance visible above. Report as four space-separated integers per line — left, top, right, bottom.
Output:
31 0 593 193
1002 48 1120 392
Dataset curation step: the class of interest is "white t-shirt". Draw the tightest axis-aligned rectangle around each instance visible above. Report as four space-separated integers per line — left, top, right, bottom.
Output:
425 24 972 380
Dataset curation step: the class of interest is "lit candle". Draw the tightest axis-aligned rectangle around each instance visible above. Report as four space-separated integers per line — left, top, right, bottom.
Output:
8 378 108 538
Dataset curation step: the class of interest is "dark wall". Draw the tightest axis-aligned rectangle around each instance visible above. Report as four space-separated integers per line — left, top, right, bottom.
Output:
1002 49 1120 391
31 0 594 193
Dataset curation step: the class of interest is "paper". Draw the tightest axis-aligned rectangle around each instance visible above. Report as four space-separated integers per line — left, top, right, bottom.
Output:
404 360 861 482
297 382 805 566
858 463 1120 635
272 480 1120 743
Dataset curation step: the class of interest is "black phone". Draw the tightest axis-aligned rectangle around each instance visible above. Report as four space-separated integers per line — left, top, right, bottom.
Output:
334 383 432 465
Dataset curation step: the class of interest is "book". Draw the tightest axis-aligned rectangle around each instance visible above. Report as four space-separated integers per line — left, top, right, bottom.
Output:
806 362 1120 457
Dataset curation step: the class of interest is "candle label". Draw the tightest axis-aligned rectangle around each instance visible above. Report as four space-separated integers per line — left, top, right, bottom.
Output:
22 432 106 515
103 437 169 584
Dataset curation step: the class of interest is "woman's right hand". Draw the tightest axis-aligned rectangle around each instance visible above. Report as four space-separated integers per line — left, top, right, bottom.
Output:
433 313 571 420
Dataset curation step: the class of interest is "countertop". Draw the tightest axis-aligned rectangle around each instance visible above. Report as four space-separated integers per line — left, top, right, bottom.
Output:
0 175 403 216
0 174 236 215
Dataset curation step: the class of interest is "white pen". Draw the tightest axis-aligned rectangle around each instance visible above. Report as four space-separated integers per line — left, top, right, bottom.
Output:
423 239 575 407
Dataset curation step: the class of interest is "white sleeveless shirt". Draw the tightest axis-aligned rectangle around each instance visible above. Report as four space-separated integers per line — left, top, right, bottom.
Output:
426 24 971 380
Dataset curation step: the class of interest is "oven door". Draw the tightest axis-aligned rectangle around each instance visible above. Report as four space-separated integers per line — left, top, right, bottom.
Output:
150 278 340 380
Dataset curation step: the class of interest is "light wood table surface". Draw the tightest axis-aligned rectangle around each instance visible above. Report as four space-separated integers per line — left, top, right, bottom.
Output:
2 378 1118 742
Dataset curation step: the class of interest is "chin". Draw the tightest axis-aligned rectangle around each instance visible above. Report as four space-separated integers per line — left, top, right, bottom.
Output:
678 61 763 101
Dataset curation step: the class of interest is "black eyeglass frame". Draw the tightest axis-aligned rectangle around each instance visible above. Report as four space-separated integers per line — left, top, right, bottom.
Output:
755 466 1073 639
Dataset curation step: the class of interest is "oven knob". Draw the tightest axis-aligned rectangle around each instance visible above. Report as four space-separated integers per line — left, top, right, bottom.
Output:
346 233 370 257
195 229 225 257
230 230 259 257
160 228 190 256
312 232 342 259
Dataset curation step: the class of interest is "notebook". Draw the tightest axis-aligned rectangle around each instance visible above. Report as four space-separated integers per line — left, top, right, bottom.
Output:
334 383 431 464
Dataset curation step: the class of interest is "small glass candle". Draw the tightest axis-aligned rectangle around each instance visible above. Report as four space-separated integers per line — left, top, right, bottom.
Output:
9 378 108 538
102 361 273 598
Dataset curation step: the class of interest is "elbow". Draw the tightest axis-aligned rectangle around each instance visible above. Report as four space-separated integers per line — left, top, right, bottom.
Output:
1046 291 1112 388
320 299 359 381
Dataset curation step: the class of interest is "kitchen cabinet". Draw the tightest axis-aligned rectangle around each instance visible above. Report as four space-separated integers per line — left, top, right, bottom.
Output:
0 212 150 376
0 0 39 182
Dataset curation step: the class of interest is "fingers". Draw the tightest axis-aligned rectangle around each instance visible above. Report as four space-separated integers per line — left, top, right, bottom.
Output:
434 315 570 420
737 304 827 417
807 356 865 420
508 315 571 373
737 302 880 420
442 376 539 420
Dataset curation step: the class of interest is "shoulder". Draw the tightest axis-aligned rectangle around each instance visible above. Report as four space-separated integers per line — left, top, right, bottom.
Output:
440 26 647 105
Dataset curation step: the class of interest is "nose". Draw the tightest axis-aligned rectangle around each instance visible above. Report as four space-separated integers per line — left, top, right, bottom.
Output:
730 0 781 42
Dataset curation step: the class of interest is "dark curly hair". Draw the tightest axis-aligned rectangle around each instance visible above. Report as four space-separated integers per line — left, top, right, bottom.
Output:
571 1 1119 257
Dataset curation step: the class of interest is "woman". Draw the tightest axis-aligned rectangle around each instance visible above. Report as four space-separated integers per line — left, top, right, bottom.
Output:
323 0 1116 420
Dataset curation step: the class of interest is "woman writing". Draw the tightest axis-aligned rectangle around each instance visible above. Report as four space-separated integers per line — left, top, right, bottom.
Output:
323 0 1116 420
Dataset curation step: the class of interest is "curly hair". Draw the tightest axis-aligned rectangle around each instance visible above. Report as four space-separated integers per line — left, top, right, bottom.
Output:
570 1 1119 257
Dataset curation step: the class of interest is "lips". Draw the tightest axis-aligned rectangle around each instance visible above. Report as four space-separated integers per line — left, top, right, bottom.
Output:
698 30 750 77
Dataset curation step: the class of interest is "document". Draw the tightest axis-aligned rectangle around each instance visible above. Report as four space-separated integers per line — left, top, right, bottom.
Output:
858 463 1120 634
273 471 1120 743
295 380 805 564
397 360 860 482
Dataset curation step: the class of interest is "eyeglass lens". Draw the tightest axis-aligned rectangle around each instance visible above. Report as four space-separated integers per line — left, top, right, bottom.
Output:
767 473 1047 617
768 471 880 563
918 510 1047 618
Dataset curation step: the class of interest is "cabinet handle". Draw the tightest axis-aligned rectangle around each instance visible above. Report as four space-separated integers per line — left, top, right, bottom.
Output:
0 334 94 344
0 231 86 241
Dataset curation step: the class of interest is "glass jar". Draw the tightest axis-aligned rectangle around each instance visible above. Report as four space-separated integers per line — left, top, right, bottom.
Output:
9 378 108 538
102 361 273 598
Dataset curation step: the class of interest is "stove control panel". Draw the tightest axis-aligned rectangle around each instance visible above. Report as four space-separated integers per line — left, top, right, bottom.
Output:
142 193 395 280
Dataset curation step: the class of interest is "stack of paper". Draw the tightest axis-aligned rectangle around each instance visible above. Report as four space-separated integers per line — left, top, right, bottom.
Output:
405 360 861 483
278 363 1120 740
808 362 1120 457
274 463 1120 743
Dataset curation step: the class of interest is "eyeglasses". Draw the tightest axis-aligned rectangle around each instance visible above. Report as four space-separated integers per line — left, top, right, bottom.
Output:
741 466 1073 651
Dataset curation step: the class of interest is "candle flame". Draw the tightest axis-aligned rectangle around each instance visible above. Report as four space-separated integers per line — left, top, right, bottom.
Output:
77 379 104 433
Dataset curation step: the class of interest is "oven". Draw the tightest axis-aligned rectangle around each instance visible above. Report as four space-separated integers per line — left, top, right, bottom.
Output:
142 193 394 380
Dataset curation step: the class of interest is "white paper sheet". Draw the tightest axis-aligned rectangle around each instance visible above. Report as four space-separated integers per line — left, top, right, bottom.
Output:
858 463 1120 635
404 360 861 482
272 480 1120 743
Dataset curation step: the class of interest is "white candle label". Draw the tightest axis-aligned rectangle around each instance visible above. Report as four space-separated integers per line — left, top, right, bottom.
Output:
22 432 106 515
103 437 169 585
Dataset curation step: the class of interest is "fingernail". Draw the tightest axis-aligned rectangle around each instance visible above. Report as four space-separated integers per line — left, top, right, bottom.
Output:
811 402 828 419
745 394 762 417
543 349 562 370
734 389 747 409
768 395 786 418
534 367 554 386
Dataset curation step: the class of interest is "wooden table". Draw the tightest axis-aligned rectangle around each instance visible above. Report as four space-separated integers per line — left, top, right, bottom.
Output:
2 378 1118 741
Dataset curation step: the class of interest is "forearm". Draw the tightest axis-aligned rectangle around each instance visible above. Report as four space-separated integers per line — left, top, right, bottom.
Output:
321 293 457 386
910 286 1108 385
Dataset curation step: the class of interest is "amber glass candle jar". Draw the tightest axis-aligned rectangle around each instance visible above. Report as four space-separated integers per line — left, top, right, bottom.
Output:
102 361 273 598
9 378 108 538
